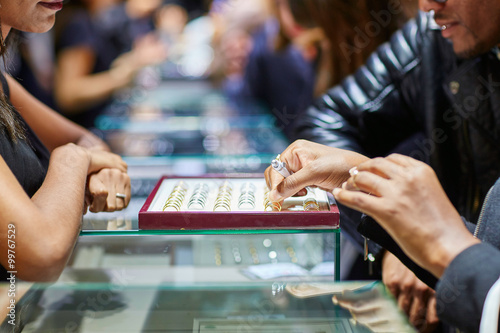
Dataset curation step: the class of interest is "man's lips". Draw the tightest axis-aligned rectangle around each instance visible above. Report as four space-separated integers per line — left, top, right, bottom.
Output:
38 1 63 11
435 20 459 38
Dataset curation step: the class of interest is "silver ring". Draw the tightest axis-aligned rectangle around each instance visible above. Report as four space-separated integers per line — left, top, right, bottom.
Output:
116 193 127 199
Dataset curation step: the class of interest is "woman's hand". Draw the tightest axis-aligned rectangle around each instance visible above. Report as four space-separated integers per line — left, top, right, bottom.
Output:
85 168 131 213
333 154 480 278
110 34 168 82
76 131 110 152
264 140 368 202
87 148 127 175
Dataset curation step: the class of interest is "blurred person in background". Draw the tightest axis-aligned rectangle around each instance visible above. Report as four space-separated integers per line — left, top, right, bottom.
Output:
53 0 168 128
162 0 210 21
220 0 418 137
209 0 270 91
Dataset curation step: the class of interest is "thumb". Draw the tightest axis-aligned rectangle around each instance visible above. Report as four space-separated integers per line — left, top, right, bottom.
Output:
269 169 312 202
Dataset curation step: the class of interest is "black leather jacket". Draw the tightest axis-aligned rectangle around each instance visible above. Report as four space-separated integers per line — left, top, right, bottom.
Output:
294 12 500 221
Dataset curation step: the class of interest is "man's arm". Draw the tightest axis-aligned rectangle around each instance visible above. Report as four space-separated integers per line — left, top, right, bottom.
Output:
436 243 500 333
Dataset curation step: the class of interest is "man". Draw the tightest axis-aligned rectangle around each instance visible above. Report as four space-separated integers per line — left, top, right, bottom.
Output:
267 0 500 330
268 147 500 332
333 154 500 333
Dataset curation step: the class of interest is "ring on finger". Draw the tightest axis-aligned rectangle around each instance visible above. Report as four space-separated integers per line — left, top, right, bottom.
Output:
350 168 360 190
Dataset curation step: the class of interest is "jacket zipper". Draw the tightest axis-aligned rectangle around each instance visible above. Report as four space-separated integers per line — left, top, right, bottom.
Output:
474 185 494 238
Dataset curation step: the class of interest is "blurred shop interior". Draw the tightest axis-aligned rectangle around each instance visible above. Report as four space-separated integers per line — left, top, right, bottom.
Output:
0 0 421 331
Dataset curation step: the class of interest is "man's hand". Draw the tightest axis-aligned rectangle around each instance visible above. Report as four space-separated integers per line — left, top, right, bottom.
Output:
382 252 438 332
85 168 131 213
264 140 368 202
333 154 480 277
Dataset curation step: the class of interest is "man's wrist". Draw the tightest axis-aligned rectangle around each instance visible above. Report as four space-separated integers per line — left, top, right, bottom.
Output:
429 234 480 278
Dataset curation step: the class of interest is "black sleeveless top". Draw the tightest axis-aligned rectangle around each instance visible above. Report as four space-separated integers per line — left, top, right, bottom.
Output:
0 73 50 196
0 72 50 280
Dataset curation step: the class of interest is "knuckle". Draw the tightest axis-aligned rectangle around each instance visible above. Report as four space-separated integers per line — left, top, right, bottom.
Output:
294 139 307 147
427 315 439 325
387 153 400 159
384 279 397 288
120 172 131 183
100 168 113 178
414 284 428 297
365 157 383 170
404 170 418 184
400 282 413 294
351 194 366 207
92 188 107 197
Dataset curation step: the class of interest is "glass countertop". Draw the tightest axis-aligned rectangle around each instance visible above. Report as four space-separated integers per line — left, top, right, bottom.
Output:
2 280 415 332
81 201 340 236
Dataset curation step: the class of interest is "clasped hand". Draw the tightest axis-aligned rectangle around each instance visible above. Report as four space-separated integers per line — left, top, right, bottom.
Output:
84 148 131 213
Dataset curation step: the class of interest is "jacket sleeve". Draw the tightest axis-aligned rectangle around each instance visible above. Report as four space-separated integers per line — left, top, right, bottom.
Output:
436 243 500 333
293 13 429 157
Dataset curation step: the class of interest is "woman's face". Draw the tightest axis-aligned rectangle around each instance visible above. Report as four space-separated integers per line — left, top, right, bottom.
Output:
0 0 63 36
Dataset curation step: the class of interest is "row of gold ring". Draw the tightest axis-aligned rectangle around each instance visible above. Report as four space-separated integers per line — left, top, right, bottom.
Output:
163 181 188 211
214 181 233 211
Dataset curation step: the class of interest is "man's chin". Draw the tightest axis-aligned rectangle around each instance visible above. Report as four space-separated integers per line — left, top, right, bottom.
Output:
454 42 489 59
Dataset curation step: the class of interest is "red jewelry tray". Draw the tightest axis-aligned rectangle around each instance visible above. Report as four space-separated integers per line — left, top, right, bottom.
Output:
139 175 339 230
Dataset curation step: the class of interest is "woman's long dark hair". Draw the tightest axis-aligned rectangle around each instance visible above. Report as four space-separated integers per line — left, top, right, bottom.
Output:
0 26 25 141
277 0 418 89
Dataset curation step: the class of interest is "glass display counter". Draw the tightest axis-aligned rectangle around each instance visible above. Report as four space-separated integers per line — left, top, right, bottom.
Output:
71 72 345 330
79 172 341 281
2 280 415 332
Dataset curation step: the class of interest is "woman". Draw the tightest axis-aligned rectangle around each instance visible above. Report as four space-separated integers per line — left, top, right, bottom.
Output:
0 0 130 282
225 0 417 137
53 0 167 128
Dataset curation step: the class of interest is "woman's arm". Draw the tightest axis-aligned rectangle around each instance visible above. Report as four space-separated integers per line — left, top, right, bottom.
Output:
54 35 167 114
54 46 134 114
6 75 109 151
0 144 124 282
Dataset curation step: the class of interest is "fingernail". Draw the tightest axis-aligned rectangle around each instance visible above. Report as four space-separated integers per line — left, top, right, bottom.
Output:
332 188 341 197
